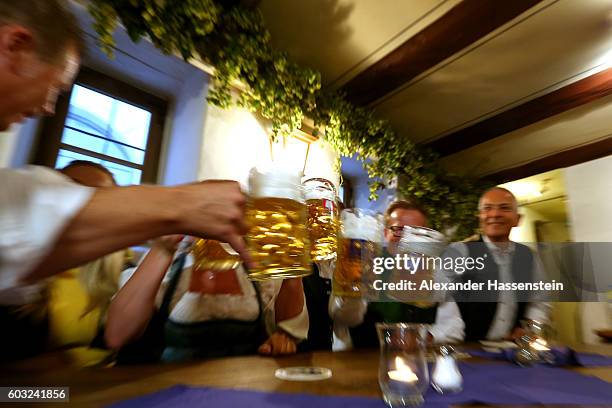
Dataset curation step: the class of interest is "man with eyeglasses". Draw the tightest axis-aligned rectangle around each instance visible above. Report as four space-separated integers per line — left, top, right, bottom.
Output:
442 187 550 341
383 201 428 255
329 200 464 350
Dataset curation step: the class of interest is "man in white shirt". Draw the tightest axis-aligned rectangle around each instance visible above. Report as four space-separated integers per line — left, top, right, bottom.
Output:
441 187 550 341
329 201 464 350
0 1 251 293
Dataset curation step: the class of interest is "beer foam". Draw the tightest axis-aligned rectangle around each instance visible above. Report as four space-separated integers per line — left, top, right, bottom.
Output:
398 226 447 257
249 167 303 202
302 178 336 201
304 188 335 201
342 210 382 242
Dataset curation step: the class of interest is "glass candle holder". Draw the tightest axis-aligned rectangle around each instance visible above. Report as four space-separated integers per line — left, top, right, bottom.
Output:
377 323 429 407
521 319 554 364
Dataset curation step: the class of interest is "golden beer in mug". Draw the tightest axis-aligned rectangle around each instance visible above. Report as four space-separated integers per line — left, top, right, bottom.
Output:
333 209 382 297
191 239 241 271
246 168 312 280
303 178 338 261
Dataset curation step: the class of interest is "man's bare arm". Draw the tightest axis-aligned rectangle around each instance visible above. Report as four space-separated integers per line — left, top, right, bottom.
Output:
23 180 251 283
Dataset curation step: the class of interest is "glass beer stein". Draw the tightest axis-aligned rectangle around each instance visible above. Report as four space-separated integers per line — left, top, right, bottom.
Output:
333 209 382 296
191 239 241 271
393 226 447 305
302 177 339 262
246 168 312 280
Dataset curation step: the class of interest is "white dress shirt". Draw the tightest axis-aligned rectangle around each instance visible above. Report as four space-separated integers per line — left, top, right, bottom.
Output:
428 301 466 343
328 295 465 350
0 167 93 300
442 236 550 340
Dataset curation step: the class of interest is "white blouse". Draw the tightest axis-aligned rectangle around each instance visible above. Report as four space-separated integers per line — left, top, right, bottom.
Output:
120 253 309 341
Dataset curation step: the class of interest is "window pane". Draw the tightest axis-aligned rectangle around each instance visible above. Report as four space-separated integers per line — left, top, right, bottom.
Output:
55 149 142 186
66 85 112 138
61 128 146 164
110 103 151 150
65 84 152 150
62 127 105 154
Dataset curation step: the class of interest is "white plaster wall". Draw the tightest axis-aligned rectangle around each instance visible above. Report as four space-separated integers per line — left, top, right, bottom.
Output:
0 126 18 168
0 119 41 169
160 70 208 185
198 102 339 190
565 155 612 242
510 205 546 243
564 154 612 343
198 104 272 187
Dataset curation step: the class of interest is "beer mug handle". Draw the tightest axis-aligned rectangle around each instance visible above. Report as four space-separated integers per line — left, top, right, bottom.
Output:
219 242 239 256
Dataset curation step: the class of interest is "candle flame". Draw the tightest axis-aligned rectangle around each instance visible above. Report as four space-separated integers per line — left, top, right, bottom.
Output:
388 357 418 383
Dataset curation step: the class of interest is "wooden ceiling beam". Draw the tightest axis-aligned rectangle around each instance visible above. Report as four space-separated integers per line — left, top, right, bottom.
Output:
484 136 612 183
427 67 612 157
341 0 545 106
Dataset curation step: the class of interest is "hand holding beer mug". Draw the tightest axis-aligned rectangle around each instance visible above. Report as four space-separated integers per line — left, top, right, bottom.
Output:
246 167 312 280
303 178 339 261
333 209 382 297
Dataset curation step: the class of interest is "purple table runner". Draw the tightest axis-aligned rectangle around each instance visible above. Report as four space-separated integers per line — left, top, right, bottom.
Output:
469 347 612 367
108 386 390 408
109 361 612 408
424 362 612 406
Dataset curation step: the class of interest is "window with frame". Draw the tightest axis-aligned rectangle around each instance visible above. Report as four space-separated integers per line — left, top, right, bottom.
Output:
340 175 353 208
34 68 167 185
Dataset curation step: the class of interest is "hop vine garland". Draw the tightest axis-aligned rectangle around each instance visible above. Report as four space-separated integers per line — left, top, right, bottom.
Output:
85 0 486 239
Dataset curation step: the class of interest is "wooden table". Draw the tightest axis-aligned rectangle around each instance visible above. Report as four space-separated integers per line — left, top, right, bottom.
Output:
1 344 610 407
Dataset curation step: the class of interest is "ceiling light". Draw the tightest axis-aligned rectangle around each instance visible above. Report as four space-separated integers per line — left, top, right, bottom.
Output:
499 180 542 201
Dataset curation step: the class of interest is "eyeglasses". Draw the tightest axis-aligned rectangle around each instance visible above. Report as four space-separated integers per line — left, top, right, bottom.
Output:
386 225 404 236
479 204 515 213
